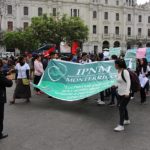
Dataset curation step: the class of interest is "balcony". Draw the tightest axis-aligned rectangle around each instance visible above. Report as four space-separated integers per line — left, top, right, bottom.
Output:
126 35 136 40
146 36 150 40
136 35 145 40
102 33 111 39
89 35 99 42
114 34 122 40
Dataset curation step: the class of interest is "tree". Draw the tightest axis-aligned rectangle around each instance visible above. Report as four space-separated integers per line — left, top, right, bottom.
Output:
30 14 89 49
3 14 89 52
3 28 39 52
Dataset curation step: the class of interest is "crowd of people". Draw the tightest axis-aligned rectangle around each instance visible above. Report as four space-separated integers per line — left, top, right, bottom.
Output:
0 50 150 140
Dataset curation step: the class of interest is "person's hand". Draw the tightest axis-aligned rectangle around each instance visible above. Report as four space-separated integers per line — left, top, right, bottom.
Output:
6 75 13 80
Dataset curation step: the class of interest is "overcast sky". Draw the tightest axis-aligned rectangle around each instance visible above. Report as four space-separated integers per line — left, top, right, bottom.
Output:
137 0 149 4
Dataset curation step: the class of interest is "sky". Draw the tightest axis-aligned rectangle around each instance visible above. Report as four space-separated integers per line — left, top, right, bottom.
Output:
137 0 149 4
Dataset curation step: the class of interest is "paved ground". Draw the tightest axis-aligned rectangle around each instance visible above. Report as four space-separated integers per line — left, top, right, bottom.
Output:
1 83 150 150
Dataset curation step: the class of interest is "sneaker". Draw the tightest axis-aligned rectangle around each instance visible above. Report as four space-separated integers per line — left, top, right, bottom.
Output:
130 97 134 100
124 120 131 125
114 125 124 132
0 133 8 140
97 99 105 105
108 102 115 107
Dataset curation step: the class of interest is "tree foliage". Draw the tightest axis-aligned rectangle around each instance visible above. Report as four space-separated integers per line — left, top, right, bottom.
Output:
3 28 39 52
31 14 89 47
3 14 89 51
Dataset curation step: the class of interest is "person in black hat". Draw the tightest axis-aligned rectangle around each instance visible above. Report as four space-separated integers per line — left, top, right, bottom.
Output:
0 59 13 139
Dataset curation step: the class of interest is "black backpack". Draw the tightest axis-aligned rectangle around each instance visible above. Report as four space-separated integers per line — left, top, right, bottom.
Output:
121 69 141 92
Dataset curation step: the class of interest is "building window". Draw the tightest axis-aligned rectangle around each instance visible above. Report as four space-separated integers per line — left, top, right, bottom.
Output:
104 12 108 20
71 9 79 17
93 11 97 19
24 22 29 29
148 16 150 23
116 0 119 5
74 9 77 17
115 26 119 35
139 15 142 22
104 26 108 34
105 0 108 4
24 7 28 16
116 13 119 21
38 7 43 16
127 27 131 36
7 5 12 15
93 25 97 34
138 28 142 36
94 45 98 54
128 14 131 22
7 21 13 31
148 29 150 37
53 8 57 16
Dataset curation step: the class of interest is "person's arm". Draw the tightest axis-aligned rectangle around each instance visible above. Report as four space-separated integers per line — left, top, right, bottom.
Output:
0 74 13 87
124 70 131 96
26 70 29 79
25 64 30 79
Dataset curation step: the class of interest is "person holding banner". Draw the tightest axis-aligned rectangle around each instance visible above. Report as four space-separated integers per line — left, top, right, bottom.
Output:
138 58 150 104
108 55 119 106
79 52 92 64
34 55 44 95
114 59 131 132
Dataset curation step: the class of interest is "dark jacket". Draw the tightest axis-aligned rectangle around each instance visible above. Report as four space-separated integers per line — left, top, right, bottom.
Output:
0 71 13 103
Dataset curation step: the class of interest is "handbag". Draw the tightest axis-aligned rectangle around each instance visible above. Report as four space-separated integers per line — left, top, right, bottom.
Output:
22 78 30 85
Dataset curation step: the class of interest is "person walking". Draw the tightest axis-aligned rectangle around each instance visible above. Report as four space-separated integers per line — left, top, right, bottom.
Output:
10 56 31 104
114 59 131 132
138 58 150 104
34 55 44 95
0 59 13 139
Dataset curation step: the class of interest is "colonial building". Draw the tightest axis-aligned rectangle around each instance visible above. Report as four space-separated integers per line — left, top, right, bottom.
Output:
1 0 150 52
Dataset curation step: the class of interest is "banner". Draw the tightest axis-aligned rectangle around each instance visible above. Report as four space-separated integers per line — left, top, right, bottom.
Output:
146 48 150 62
109 47 121 57
125 49 137 71
72 41 79 55
136 48 146 59
125 49 136 59
60 42 71 53
125 58 136 71
34 60 117 101
0 52 14 58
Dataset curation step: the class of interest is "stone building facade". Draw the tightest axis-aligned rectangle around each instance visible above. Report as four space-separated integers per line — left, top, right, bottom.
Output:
1 0 150 52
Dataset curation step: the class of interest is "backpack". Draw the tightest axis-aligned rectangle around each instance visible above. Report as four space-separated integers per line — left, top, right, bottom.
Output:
121 69 141 92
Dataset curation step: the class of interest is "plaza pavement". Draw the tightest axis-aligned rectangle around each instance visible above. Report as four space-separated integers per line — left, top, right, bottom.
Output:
1 83 150 150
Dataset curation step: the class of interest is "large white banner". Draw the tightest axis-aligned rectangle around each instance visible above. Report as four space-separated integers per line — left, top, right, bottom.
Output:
0 52 15 58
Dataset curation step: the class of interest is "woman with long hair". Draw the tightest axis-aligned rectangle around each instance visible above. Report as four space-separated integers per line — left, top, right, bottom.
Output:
114 59 131 132
138 58 150 104
10 56 31 104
